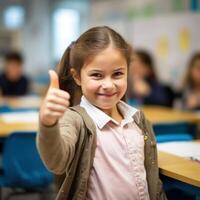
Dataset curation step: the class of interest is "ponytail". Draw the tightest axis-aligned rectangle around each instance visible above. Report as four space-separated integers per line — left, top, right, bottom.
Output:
56 45 82 106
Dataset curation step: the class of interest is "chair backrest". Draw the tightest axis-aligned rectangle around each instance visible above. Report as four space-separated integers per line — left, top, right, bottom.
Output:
0 106 11 113
153 122 195 143
2 132 53 188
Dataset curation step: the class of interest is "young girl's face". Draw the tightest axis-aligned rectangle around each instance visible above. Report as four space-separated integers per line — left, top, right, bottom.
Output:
77 46 128 115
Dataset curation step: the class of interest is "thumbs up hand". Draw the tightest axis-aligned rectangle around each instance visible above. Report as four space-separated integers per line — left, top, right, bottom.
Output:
40 70 70 126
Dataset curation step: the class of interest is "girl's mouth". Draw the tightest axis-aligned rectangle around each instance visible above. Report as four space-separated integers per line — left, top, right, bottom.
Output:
97 93 117 97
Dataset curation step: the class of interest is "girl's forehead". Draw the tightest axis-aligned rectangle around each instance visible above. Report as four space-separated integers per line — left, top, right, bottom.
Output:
83 47 127 69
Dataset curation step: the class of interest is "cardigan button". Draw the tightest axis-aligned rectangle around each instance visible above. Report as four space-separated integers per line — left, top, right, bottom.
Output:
144 135 148 140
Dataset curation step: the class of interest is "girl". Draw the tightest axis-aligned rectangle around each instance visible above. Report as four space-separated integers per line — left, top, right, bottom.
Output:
38 26 167 200
179 52 200 111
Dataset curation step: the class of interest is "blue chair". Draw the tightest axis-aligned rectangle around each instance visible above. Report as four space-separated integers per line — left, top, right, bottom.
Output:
153 122 195 143
0 132 54 199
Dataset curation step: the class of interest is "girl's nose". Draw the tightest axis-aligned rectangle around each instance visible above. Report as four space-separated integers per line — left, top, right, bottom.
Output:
102 78 114 89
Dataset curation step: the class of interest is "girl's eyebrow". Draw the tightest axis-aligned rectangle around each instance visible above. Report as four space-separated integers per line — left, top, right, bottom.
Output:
89 69 102 73
88 67 126 73
113 67 126 71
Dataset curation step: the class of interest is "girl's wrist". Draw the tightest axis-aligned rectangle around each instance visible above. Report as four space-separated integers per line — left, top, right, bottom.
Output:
39 113 58 127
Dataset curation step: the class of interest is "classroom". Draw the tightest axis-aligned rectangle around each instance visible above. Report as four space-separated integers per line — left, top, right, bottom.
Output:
0 0 200 200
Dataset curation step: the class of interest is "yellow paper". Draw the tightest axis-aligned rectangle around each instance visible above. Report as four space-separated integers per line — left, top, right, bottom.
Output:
156 36 169 59
179 27 190 51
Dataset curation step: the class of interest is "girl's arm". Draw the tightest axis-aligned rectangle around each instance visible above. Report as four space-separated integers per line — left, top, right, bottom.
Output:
37 109 82 174
37 70 79 174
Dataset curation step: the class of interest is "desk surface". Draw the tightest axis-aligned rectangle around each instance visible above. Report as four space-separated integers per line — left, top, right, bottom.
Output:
158 150 200 187
141 106 200 124
1 103 200 137
0 96 41 137
0 118 38 137
0 96 42 109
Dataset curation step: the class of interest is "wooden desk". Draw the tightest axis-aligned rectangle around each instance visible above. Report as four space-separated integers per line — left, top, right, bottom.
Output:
158 150 200 187
0 96 42 109
141 106 200 124
0 114 38 137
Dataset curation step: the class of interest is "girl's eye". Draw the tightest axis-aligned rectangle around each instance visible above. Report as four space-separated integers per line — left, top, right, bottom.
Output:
113 72 124 76
90 73 102 78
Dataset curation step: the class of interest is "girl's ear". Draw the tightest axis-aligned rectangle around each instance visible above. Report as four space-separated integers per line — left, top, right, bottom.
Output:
70 68 81 86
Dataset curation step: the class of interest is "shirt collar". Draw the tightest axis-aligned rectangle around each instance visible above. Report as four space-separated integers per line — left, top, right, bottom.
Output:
80 96 138 129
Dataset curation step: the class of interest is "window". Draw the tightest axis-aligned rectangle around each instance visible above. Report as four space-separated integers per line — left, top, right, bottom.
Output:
3 5 25 28
53 9 80 61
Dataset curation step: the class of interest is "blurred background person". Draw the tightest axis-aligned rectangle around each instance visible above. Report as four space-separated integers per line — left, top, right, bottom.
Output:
178 52 200 111
128 49 174 107
0 52 30 96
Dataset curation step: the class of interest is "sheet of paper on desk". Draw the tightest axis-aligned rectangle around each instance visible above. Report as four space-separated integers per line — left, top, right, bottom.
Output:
1 111 38 123
157 141 200 162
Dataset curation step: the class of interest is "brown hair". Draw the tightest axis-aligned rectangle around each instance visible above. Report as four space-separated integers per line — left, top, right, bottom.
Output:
5 51 23 64
183 52 200 89
56 26 132 106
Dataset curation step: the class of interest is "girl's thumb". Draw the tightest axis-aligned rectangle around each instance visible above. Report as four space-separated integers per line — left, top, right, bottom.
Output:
48 70 59 89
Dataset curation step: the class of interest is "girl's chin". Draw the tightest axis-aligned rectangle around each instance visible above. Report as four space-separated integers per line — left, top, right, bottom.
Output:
95 103 116 111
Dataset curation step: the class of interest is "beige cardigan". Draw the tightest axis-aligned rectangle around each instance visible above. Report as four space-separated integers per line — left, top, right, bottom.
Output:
37 105 167 200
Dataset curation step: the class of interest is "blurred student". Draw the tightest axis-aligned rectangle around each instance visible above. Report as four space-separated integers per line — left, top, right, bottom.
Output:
179 52 200 111
0 52 30 96
128 50 174 107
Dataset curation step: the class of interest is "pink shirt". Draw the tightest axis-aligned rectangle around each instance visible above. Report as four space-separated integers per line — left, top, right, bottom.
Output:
80 96 150 200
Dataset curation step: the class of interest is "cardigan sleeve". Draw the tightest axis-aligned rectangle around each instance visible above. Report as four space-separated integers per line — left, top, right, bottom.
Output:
37 109 83 174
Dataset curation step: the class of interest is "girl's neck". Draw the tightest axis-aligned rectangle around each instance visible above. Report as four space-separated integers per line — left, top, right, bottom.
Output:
102 104 123 123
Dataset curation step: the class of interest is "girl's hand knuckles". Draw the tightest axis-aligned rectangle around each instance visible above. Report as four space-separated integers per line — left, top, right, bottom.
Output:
46 102 52 109
46 95 55 102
